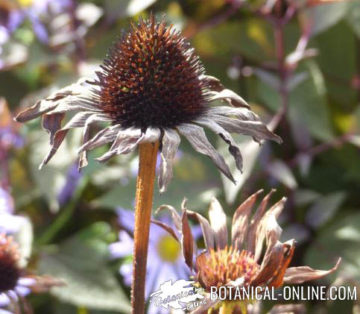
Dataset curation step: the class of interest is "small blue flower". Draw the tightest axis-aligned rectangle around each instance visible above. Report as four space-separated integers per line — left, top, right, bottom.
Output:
109 208 199 314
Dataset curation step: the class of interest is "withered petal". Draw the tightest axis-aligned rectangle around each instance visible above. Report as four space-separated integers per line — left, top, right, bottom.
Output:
159 129 181 193
266 240 295 288
156 204 182 233
247 189 276 255
251 241 285 286
181 209 194 269
231 189 264 250
78 125 122 152
209 113 282 145
95 128 143 162
177 123 235 183
208 197 228 250
196 117 243 172
254 197 286 262
186 209 215 250
209 88 250 108
283 258 341 285
150 219 179 241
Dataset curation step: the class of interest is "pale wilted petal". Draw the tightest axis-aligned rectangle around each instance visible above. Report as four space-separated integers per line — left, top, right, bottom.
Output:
177 123 234 183
247 190 276 255
15 79 94 122
283 258 341 285
208 197 228 249
186 210 215 250
96 128 142 162
79 125 122 152
159 129 181 193
156 204 182 232
209 89 250 108
42 113 65 146
151 219 179 241
138 127 160 144
231 190 264 250
252 240 295 287
254 197 287 262
78 114 113 168
209 112 282 144
196 117 243 172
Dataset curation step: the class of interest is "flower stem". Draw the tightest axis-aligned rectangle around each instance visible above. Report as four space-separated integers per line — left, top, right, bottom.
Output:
131 141 159 313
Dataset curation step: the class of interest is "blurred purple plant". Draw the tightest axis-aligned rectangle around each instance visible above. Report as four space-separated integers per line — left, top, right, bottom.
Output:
109 208 199 313
0 0 73 45
0 187 26 235
57 163 82 207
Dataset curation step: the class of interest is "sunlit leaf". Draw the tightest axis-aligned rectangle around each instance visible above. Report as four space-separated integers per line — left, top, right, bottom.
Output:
39 223 130 313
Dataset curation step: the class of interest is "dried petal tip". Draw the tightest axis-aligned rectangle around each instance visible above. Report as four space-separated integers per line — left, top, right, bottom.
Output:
95 16 208 129
0 234 21 293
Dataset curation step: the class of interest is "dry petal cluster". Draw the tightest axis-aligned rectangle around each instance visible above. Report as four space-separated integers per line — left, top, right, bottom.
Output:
157 190 341 313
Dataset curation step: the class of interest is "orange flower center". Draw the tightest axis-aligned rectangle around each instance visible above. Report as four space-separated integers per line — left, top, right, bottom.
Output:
196 247 260 291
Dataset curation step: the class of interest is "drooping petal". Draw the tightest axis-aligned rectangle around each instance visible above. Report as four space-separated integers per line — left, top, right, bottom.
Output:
159 129 181 193
208 88 250 108
208 197 228 250
254 197 286 262
15 78 96 122
196 117 243 172
181 209 194 269
251 240 294 287
150 219 179 241
231 190 264 250
283 258 341 285
95 128 143 162
205 108 282 144
156 204 182 233
177 123 234 183
79 125 122 152
247 190 276 255
186 210 215 251
40 112 111 169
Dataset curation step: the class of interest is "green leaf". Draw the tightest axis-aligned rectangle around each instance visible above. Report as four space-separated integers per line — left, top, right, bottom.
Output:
39 223 130 313
346 0 360 38
305 191 346 228
306 212 360 281
288 61 334 141
302 2 350 37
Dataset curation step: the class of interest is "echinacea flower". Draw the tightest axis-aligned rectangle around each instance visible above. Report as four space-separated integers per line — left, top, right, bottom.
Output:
109 208 200 314
159 190 341 313
15 16 281 192
0 233 62 313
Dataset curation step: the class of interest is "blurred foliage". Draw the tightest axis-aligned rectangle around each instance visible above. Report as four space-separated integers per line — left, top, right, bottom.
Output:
1 0 360 313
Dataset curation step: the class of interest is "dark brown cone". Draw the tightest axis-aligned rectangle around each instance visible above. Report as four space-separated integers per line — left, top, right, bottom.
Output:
94 16 208 130
0 235 21 292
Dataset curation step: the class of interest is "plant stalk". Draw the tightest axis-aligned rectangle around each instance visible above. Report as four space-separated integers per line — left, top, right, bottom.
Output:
131 141 159 313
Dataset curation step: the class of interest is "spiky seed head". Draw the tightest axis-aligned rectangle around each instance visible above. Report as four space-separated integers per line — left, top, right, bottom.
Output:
0 234 21 292
95 16 208 130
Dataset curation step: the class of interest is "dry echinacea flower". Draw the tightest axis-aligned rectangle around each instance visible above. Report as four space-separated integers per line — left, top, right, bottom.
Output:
0 234 63 313
15 16 281 193
156 190 341 313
